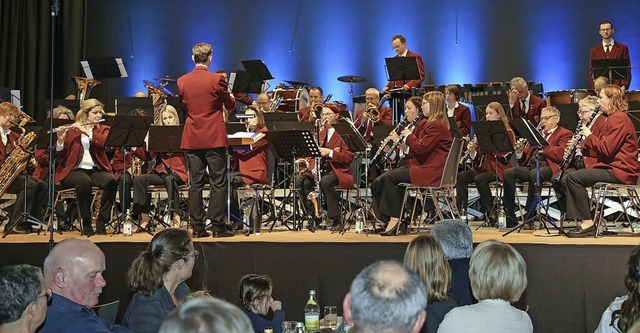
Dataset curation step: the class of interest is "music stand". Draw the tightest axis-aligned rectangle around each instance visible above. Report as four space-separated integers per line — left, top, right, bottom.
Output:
503 118 562 236
81 57 128 79
233 60 273 94
105 115 152 235
448 117 464 139
470 121 513 230
148 125 184 231
592 59 630 83
385 56 421 124
266 130 321 231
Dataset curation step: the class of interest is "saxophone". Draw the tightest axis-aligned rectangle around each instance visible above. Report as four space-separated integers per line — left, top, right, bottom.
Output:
0 111 37 198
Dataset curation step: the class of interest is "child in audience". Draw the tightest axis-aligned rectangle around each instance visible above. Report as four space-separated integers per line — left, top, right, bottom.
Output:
237 274 285 333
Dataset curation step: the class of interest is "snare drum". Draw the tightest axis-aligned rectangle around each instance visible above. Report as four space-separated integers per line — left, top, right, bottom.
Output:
626 90 640 102
270 87 310 112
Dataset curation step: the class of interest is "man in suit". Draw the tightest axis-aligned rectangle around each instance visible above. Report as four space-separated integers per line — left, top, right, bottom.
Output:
178 42 236 238
588 21 631 90
502 106 572 228
508 76 546 126
382 35 425 93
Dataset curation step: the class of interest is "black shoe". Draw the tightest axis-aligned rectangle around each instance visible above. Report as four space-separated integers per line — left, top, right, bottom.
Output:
380 219 400 236
82 229 95 237
193 229 210 238
506 216 519 228
231 221 244 231
330 217 342 232
212 229 235 238
95 229 107 235
566 224 597 238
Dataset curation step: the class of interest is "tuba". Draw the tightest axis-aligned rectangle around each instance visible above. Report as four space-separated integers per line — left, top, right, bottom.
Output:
144 81 169 125
0 111 37 198
71 77 101 101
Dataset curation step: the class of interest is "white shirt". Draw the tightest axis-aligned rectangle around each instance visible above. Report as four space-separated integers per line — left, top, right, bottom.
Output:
594 295 625 333
56 129 95 170
325 127 335 159
602 39 615 52
0 127 11 146
438 299 533 333
447 102 459 118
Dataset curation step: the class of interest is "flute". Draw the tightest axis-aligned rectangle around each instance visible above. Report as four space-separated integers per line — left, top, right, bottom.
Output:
48 119 105 134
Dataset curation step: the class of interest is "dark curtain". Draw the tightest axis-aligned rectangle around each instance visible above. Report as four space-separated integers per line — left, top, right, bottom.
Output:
0 0 84 123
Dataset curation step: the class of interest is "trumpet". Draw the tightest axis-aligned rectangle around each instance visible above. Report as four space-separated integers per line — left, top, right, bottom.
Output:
309 102 324 119
48 119 105 134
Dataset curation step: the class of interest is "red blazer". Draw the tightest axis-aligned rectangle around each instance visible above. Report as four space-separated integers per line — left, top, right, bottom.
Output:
147 152 189 183
298 107 314 123
353 105 393 141
519 126 572 175
385 50 426 90
584 111 639 185
477 128 516 181
178 66 236 150
112 147 150 181
405 118 453 186
589 42 631 88
581 114 606 169
55 126 112 182
0 131 20 164
311 128 355 189
231 126 269 185
451 104 472 136
511 94 547 126
32 149 49 180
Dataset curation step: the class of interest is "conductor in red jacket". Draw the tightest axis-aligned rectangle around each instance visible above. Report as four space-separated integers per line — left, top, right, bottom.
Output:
178 42 236 238
588 21 631 89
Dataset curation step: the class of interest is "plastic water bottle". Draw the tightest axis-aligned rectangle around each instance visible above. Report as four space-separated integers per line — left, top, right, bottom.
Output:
304 290 320 332
498 210 506 229
123 209 132 237
295 322 305 333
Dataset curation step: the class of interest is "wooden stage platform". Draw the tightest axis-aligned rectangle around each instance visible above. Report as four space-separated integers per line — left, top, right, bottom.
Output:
1 226 639 333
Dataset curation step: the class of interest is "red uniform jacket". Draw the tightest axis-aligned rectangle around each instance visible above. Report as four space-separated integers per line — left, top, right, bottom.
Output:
589 42 631 88
405 118 453 186
385 50 426 90
519 126 572 175
310 128 355 189
112 148 150 180
581 113 606 169
584 111 639 185
298 107 315 123
451 103 472 136
353 105 393 141
231 126 269 185
55 126 112 182
511 94 547 126
147 152 189 183
476 128 516 181
33 149 49 180
178 66 236 150
0 131 20 164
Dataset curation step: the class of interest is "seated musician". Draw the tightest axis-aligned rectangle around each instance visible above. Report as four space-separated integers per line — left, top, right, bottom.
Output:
229 106 269 230
456 102 515 224
55 98 117 236
502 106 572 228
131 105 188 230
565 85 639 237
370 93 452 235
254 93 273 113
33 105 75 181
112 108 149 216
553 96 604 212
508 77 547 126
298 86 324 122
353 88 393 141
0 102 47 233
444 84 472 136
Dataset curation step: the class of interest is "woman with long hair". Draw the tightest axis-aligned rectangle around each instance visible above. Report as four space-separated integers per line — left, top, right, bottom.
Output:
237 274 285 333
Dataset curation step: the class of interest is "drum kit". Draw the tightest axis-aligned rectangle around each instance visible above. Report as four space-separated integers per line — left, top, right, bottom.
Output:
268 75 367 113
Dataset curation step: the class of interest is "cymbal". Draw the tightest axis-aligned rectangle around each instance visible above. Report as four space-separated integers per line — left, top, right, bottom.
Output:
337 75 366 83
155 77 176 83
284 80 308 87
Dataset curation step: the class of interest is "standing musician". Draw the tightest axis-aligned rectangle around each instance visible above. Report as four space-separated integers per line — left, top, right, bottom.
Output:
502 106 572 228
0 102 47 233
565 85 639 237
370 93 452 235
229 106 269 230
382 35 426 93
298 86 324 122
131 105 188 231
353 88 393 141
508 77 547 126
178 42 236 238
456 102 515 222
553 96 604 212
444 84 472 136
54 98 118 236
588 21 631 89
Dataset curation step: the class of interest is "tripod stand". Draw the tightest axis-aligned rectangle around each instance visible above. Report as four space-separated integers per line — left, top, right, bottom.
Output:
2 157 46 237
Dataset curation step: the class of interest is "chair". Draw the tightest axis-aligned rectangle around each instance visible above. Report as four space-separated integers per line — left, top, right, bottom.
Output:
398 137 464 232
146 184 190 229
336 185 361 233
591 182 639 237
46 187 104 234
93 300 120 326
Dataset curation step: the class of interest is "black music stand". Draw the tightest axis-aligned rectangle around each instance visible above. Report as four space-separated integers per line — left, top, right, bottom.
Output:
226 122 250 228
592 59 630 83
470 121 513 230
148 125 184 231
266 130 321 231
233 60 273 94
385 56 421 123
448 117 464 139
105 115 151 235
503 119 563 236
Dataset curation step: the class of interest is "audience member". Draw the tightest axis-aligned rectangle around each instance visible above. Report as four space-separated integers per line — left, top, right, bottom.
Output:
237 274 285 333
123 229 195 333
595 246 640 332
159 297 253 333
430 219 474 305
343 260 426 333
438 239 532 333
404 235 458 333
0 264 49 333
40 238 131 332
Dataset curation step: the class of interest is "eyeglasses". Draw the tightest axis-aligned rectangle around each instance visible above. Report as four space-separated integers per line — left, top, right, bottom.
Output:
577 110 589 115
37 288 53 306
540 115 558 121
182 250 200 262
599 28 612 32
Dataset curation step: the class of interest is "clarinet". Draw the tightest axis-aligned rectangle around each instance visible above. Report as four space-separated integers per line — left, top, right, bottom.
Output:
554 107 601 182
369 116 406 167
379 112 423 166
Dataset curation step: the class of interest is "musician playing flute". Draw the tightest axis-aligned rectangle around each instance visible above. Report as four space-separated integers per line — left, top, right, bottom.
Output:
565 85 639 237
370 94 452 235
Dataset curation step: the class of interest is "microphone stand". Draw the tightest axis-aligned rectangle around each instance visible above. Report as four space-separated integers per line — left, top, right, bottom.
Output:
47 0 61 251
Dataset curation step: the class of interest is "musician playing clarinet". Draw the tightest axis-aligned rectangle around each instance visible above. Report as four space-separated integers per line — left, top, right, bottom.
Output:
370 93 452 235
501 106 572 228
565 85 639 237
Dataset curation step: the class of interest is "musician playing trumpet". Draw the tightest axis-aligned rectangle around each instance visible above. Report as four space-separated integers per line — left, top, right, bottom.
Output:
298 87 324 122
501 106 572 228
455 102 515 222
353 88 393 141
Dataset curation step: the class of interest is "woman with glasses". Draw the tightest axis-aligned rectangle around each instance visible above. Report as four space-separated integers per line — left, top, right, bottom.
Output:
237 274 285 333
123 228 196 333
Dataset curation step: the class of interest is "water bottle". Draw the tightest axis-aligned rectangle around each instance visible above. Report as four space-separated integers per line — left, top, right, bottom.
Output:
123 209 132 237
498 209 506 229
264 327 273 333
304 290 320 332
295 322 305 333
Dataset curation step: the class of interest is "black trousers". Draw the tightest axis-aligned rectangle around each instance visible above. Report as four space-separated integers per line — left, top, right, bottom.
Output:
186 148 227 230
502 165 552 218
116 171 132 212
456 169 497 215
319 171 340 220
60 169 117 230
371 165 411 220
132 172 185 215
295 171 316 215
563 168 620 220
5 175 47 226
